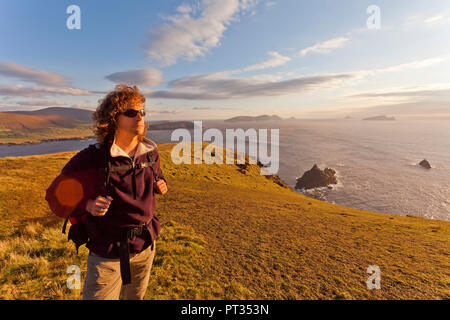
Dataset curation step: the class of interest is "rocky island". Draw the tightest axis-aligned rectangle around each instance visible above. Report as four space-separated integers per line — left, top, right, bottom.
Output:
419 159 432 169
295 164 338 190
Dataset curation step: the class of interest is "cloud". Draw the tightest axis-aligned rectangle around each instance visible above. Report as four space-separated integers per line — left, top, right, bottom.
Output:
231 51 291 73
299 37 350 56
145 0 259 66
403 11 450 29
105 68 163 87
301 99 450 119
0 62 71 87
373 55 450 74
354 100 450 117
192 106 233 110
149 72 358 100
344 55 450 84
349 84 450 99
147 54 450 101
424 15 445 24
16 100 66 107
0 84 94 98
149 109 181 114
192 106 212 110
205 51 291 79
176 3 193 14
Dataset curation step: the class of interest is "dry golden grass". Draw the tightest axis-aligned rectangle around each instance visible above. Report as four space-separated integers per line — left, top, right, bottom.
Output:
0 142 449 299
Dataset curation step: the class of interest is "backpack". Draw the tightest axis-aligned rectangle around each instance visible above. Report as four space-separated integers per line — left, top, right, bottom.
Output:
59 142 158 253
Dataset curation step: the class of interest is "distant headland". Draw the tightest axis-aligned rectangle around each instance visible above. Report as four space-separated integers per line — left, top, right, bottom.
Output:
362 115 396 121
0 107 196 145
224 114 283 122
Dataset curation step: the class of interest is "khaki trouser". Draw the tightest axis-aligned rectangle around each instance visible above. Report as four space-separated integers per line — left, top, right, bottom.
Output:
82 241 156 300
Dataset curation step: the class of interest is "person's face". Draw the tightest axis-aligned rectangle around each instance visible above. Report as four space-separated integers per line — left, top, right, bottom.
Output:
116 102 146 137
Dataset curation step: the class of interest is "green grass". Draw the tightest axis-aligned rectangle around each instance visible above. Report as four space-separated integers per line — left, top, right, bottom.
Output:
0 122 95 145
0 142 449 299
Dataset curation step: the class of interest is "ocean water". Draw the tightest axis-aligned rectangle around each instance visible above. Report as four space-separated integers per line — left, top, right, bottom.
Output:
1 119 449 221
0 130 177 158
202 119 450 221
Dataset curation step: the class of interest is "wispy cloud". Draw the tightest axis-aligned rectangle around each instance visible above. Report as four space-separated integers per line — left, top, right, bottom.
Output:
148 54 450 101
424 15 445 24
230 51 291 74
149 72 357 100
201 51 291 80
16 100 66 107
145 0 259 66
302 100 450 119
175 3 194 14
349 84 450 99
192 106 233 110
299 37 350 56
192 106 212 110
352 100 450 117
0 62 71 87
149 109 182 115
105 68 163 87
404 11 450 28
373 55 450 74
0 84 93 98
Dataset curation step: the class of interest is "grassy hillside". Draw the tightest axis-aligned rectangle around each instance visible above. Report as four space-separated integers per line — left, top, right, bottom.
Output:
3 107 94 122
0 112 94 145
0 142 449 299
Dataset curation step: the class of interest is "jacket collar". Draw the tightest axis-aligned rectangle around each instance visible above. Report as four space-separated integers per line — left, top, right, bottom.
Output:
110 136 157 159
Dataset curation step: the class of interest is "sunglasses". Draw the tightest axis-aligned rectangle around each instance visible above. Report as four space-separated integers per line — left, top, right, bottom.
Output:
120 109 146 118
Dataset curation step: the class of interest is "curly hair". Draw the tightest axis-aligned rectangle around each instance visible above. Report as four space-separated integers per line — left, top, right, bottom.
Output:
92 84 146 146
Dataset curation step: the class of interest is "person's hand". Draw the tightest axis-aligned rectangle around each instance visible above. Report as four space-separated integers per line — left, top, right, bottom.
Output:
155 180 168 195
86 195 113 216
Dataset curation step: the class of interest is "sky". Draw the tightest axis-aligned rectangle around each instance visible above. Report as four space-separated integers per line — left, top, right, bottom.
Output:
0 0 450 120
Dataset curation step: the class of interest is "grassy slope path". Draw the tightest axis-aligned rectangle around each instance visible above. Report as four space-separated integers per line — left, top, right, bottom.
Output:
0 142 449 299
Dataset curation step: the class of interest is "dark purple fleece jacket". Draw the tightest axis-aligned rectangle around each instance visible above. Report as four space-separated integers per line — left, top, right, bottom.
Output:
45 137 167 259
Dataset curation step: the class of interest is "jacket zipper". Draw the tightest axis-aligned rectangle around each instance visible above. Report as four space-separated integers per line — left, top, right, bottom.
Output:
131 156 137 200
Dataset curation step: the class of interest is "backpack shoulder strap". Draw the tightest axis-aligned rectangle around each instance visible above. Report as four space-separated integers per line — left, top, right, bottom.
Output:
95 143 111 197
146 151 159 182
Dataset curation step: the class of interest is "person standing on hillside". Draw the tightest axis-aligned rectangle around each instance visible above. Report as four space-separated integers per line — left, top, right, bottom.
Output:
45 84 168 300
